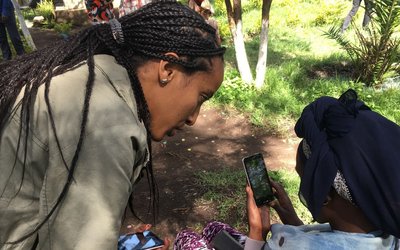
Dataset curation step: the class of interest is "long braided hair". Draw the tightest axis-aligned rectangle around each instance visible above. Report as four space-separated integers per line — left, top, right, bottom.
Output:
0 0 225 244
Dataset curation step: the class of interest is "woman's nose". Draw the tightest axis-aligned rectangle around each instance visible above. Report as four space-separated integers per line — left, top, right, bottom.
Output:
185 107 201 126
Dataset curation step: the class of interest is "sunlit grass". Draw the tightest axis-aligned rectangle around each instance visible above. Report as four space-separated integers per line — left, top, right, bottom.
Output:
194 168 313 233
212 2 400 135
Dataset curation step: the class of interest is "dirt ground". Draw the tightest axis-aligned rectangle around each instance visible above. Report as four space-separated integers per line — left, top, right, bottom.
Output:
29 27 300 243
125 106 300 240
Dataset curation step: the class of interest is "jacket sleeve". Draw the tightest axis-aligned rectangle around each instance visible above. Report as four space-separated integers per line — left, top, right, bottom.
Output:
34 61 149 250
38 121 147 250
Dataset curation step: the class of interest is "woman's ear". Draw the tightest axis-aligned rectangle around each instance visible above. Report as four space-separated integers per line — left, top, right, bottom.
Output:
158 52 179 86
322 195 332 206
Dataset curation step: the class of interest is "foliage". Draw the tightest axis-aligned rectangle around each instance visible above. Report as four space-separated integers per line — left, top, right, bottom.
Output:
242 9 262 38
312 0 346 26
53 22 72 34
270 0 345 28
211 0 400 134
195 168 313 232
215 15 232 42
242 0 262 13
21 8 36 21
324 0 400 87
36 0 55 22
213 0 227 17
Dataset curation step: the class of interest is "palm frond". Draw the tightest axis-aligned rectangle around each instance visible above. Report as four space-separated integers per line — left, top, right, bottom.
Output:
325 0 400 87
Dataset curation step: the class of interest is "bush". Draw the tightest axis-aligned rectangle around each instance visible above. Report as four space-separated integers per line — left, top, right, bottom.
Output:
242 9 262 38
324 0 400 87
36 0 55 22
53 22 72 34
21 8 36 21
312 1 346 26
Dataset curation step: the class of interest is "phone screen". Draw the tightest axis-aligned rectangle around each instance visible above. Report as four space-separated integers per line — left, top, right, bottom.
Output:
243 153 274 206
118 230 164 250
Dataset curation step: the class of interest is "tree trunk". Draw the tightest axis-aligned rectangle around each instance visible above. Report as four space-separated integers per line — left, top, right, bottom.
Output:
10 0 37 50
225 0 253 83
255 0 272 88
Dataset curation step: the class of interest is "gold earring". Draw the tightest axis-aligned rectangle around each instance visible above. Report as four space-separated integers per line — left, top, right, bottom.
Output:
160 78 169 84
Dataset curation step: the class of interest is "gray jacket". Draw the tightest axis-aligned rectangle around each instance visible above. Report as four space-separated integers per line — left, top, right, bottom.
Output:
0 55 149 249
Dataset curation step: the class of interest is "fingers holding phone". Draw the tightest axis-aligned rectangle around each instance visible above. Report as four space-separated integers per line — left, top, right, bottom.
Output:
269 180 304 226
246 185 271 241
159 238 170 250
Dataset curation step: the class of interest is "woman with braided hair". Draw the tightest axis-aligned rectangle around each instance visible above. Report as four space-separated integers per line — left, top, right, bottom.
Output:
0 0 225 249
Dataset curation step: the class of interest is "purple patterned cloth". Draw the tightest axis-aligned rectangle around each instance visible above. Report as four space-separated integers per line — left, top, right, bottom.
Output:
174 221 247 250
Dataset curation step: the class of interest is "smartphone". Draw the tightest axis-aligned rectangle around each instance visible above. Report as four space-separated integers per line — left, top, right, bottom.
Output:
242 153 275 206
118 230 164 250
211 230 243 250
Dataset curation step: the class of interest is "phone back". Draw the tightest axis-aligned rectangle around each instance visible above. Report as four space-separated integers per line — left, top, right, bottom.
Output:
211 230 244 250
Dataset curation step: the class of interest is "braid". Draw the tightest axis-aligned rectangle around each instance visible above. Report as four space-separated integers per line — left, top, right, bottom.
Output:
0 0 225 244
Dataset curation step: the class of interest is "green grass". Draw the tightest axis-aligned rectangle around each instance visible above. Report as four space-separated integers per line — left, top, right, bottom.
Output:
211 1 400 135
195 168 313 233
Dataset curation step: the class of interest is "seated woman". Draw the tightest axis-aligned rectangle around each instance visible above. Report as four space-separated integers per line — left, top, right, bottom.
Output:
174 89 400 250
247 89 400 249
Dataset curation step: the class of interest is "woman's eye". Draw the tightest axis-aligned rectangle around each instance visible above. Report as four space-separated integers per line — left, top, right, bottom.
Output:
200 94 209 103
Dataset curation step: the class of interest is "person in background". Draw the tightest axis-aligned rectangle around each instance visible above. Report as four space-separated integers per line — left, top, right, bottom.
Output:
85 0 115 24
0 0 25 60
119 0 152 17
188 0 221 44
0 1 225 249
341 0 372 32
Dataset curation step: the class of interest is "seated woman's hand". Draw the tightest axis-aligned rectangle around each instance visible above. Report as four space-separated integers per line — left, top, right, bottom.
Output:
158 238 170 250
246 185 271 241
270 180 303 226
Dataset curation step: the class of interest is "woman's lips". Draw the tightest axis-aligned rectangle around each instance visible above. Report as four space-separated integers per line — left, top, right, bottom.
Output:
167 129 176 137
167 125 185 137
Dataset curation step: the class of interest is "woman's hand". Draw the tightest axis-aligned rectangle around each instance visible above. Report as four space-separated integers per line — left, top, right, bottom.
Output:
158 238 170 250
246 185 270 241
125 223 152 235
270 180 303 226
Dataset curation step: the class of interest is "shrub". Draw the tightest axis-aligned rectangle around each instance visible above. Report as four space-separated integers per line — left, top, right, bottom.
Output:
53 22 72 34
324 0 400 87
312 0 346 26
36 0 55 22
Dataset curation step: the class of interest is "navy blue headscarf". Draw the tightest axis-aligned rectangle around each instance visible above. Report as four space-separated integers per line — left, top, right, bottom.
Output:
295 89 400 238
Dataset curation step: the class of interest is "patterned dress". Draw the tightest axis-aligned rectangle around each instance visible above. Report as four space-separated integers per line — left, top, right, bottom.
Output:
174 221 247 250
85 0 114 23
119 0 152 17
